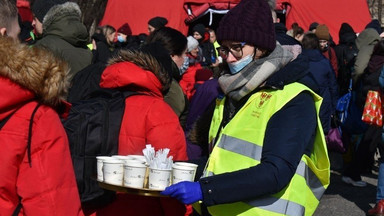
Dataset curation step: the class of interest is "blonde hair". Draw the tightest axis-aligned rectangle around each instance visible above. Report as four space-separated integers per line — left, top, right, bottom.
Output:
101 25 116 46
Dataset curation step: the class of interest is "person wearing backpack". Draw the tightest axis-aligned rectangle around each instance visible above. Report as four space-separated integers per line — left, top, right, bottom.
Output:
0 4 83 214
85 43 189 216
334 22 358 96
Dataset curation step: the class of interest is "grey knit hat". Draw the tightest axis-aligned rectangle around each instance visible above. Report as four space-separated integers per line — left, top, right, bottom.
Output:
187 36 199 52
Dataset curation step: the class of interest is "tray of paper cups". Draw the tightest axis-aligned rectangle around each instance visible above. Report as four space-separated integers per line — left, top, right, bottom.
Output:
96 145 198 197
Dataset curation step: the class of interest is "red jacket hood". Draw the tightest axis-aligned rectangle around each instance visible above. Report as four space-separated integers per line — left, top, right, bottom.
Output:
0 77 35 119
100 62 164 98
0 37 70 120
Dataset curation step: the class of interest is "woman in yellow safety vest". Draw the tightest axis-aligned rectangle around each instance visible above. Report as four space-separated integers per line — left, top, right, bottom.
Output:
161 0 330 215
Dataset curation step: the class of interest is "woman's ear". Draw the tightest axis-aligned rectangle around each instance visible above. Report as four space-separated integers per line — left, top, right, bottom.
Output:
0 28 7 36
254 48 267 59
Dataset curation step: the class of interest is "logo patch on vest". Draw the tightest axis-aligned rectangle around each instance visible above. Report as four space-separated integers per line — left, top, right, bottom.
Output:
257 92 272 108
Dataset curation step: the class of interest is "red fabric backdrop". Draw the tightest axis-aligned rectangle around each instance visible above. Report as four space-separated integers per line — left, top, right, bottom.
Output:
100 0 189 35
99 0 240 36
101 0 372 43
278 0 372 44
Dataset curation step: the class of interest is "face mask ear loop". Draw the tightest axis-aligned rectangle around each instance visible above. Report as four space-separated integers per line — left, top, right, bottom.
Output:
253 47 257 61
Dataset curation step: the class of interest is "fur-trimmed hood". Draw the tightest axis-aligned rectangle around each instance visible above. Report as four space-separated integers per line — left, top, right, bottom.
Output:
100 49 171 97
0 37 69 109
42 2 88 47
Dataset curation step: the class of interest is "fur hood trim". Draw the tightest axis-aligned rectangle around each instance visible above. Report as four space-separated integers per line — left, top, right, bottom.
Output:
0 37 69 107
108 49 171 92
43 2 82 29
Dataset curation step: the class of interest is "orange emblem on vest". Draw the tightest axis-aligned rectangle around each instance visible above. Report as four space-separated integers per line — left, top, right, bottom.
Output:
257 92 272 108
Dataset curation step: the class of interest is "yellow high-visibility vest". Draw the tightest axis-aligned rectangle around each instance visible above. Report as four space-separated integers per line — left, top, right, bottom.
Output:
204 82 330 216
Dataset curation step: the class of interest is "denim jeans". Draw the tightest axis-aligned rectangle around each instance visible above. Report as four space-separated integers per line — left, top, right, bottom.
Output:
378 162 384 202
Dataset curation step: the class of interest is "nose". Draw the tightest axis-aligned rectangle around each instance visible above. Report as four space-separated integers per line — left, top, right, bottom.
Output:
225 51 237 63
31 19 36 27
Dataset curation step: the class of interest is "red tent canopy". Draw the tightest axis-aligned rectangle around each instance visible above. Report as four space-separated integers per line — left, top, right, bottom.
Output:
100 0 188 35
100 0 240 36
101 0 372 43
277 0 372 44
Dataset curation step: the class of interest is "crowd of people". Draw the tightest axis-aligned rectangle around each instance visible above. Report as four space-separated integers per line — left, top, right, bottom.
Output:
2 0 384 215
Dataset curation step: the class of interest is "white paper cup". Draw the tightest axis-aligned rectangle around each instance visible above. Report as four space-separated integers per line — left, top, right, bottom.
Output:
174 162 198 168
174 162 198 180
126 155 147 163
122 159 146 166
112 155 130 160
172 164 196 184
148 168 172 190
96 156 112 182
124 162 147 188
103 159 124 186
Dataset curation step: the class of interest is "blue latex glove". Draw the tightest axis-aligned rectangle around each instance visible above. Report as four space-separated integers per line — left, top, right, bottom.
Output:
161 181 203 204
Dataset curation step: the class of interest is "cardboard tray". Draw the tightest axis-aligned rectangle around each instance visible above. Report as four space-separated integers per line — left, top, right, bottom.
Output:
98 181 167 197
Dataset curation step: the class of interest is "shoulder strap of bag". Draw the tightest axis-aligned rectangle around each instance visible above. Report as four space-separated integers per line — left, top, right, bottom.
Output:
12 201 22 216
348 79 353 93
27 103 41 167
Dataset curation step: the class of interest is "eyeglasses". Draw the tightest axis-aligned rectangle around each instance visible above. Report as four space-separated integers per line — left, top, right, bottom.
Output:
216 42 246 59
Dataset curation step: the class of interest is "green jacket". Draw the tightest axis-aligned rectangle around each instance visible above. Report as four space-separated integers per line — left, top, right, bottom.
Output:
35 2 92 79
353 28 380 83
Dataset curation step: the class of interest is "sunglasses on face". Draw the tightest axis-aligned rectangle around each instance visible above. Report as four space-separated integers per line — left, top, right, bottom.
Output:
216 42 246 59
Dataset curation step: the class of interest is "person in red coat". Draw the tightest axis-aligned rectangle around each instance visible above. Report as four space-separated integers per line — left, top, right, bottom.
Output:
180 36 213 100
0 35 83 215
87 43 190 216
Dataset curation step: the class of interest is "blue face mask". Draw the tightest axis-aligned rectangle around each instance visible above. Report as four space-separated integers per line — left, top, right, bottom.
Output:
117 35 126 43
228 54 253 74
179 56 189 75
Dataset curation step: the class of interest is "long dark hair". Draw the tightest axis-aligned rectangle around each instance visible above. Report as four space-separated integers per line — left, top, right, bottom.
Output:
146 27 187 56
302 33 320 50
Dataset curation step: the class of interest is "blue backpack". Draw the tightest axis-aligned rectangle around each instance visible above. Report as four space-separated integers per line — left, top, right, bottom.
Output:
336 79 367 134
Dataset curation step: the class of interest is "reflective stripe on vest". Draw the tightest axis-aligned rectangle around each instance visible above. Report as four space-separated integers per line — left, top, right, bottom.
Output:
209 134 326 201
204 82 330 216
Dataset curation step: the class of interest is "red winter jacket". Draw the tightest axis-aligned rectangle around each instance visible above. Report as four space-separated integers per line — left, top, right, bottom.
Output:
0 37 83 216
89 57 189 216
179 61 213 100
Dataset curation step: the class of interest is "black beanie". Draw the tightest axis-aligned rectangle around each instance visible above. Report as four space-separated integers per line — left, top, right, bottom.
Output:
216 0 276 52
192 24 206 38
365 19 383 34
32 0 67 22
309 22 319 31
148 17 168 30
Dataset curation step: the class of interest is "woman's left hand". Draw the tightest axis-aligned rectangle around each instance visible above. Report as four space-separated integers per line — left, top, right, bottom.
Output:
161 181 203 204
